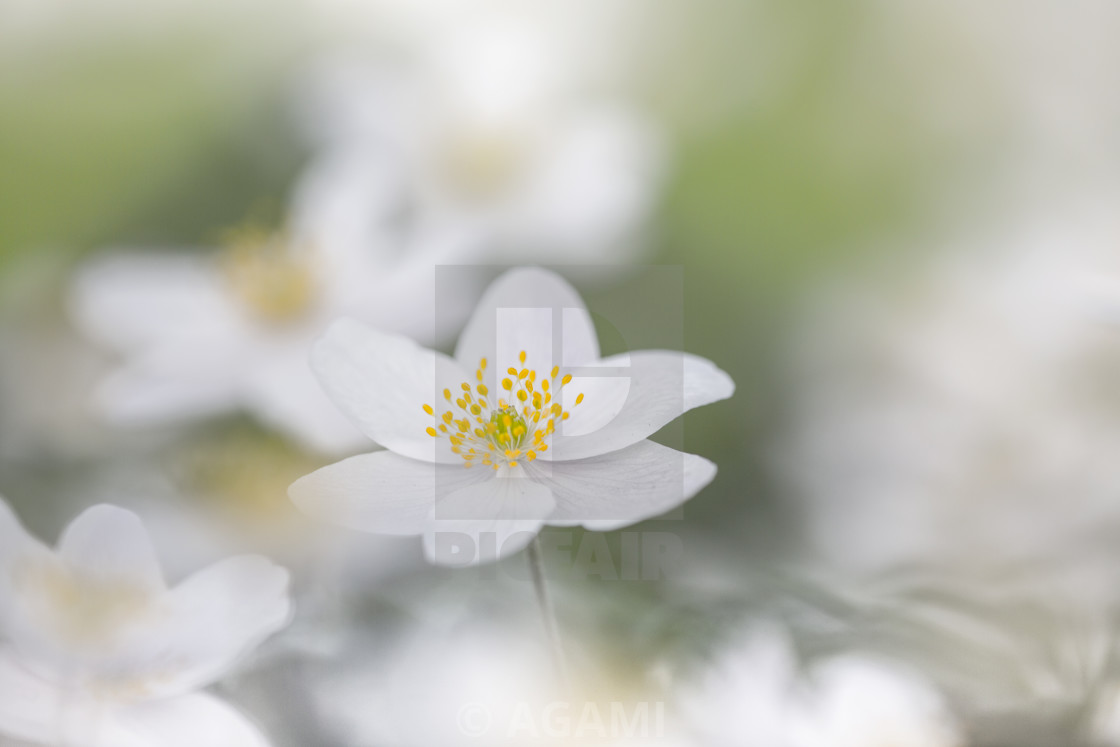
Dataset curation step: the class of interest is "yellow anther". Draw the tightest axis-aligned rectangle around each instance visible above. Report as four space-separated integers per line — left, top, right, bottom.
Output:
562 374 572 386
519 350 527 364
508 367 518 376
424 351 579 471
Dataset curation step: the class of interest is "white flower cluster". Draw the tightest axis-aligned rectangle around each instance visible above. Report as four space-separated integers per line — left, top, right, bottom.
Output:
0 4 745 745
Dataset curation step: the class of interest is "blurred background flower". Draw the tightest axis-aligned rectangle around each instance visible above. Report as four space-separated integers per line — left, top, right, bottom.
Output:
4 0 1120 744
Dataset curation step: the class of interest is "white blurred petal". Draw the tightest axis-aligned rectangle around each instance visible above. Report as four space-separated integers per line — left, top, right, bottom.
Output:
678 624 798 747
507 107 665 262
0 647 77 745
107 692 271 747
242 347 368 456
93 338 246 426
57 505 165 592
147 555 290 696
788 657 963 747
70 252 238 353
0 649 272 747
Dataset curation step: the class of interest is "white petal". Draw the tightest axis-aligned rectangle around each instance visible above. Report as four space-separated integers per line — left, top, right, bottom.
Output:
57 505 165 593
288 141 405 272
147 555 291 696
289 450 490 536
0 647 67 745
532 440 716 531
453 267 600 380
788 657 962 747
508 107 665 262
242 347 368 456
311 318 470 463
423 473 555 566
107 692 272 747
94 342 245 426
0 651 272 747
552 350 735 461
0 502 88 678
69 252 239 353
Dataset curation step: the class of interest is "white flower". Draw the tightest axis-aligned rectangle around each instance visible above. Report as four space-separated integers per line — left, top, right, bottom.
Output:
317 616 555 747
290 267 734 566
70 217 466 455
786 657 964 747
315 611 694 746
0 497 290 747
680 625 963 747
293 16 665 267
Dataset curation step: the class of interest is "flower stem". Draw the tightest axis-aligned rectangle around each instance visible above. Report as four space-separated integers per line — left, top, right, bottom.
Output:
527 535 569 688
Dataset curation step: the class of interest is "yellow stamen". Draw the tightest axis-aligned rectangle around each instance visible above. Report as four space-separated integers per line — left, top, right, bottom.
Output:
425 355 583 470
